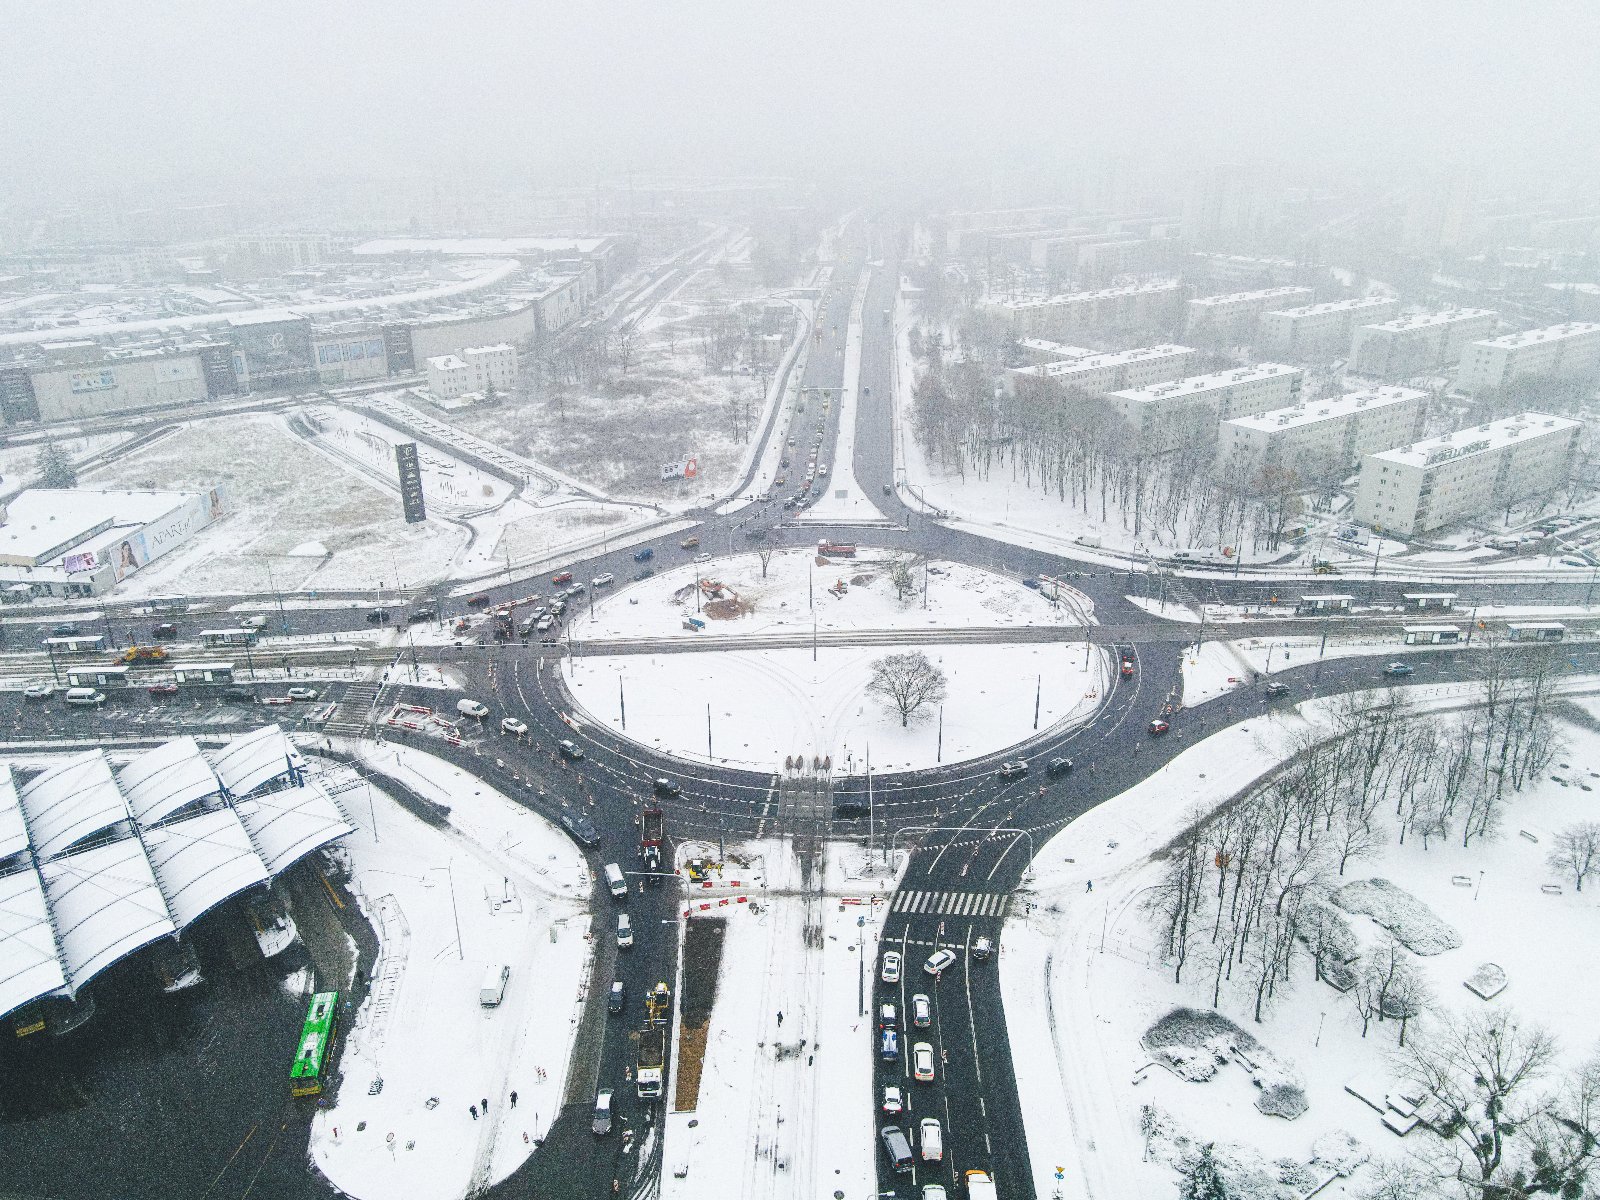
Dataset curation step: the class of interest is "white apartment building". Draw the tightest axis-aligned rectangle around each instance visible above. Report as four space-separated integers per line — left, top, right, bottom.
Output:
982 280 1184 339
1257 296 1403 360
1104 363 1303 447
1017 339 1097 364
1217 386 1428 478
1455 322 1600 392
1353 412 1581 535
1004 345 1196 398
425 343 517 403
1183 286 1314 343
1349 308 1499 379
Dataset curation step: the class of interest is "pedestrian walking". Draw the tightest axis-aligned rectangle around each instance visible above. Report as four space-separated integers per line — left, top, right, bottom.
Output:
510 1091 518 1108
470 1105 478 1121
777 1010 784 1026
1086 879 1093 892
481 1096 489 1113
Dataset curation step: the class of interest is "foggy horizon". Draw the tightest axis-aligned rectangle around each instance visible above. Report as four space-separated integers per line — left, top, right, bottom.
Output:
6 0 1600 196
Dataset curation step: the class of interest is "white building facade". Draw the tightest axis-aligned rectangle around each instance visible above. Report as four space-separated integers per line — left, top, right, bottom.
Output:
1257 296 1403 360
1004 345 1196 398
1353 412 1581 535
982 280 1184 339
1348 308 1498 379
1183 286 1314 343
1105 363 1303 447
425 343 517 404
1218 386 1428 478
1455 322 1600 392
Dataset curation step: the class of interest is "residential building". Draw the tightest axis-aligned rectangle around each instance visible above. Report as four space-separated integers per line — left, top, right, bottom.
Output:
1188 253 1303 288
1349 309 1499 379
1184 286 1315 343
1218 386 1428 478
1016 339 1098 364
981 281 1184 339
425 354 469 402
1004 345 1196 398
1105 364 1303 448
1455 322 1600 392
1257 296 1402 360
426 343 517 404
1353 412 1581 535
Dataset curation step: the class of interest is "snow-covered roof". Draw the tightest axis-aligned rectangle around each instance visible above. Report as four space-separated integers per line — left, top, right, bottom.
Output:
0 766 27 861
427 354 466 371
1225 387 1426 434
1359 308 1497 332
1010 345 1194 378
352 237 607 257
1106 363 1299 404
209 724 301 799
231 778 352 875
1188 286 1312 308
142 809 270 929
0 488 193 565
987 279 1181 311
0 867 66 1019
1369 412 1580 469
1468 321 1600 350
1263 295 1398 319
118 737 223 827
20 750 129 860
40 839 176 991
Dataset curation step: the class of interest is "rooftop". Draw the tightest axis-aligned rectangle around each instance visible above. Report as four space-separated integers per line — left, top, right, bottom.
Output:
1263 296 1399 319
1107 363 1299 404
1011 344 1194 378
1188 287 1313 308
1360 308 1498 332
352 237 608 256
0 489 194 564
1369 411 1580 469
987 280 1181 311
1470 321 1600 350
1225 386 1426 433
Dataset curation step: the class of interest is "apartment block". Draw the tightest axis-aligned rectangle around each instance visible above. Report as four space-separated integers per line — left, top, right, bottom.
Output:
1218 386 1428 477
981 280 1184 339
1455 322 1600 392
1349 308 1499 379
1184 286 1314 343
1354 412 1581 535
1257 296 1403 360
1004 345 1196 398
426 342 517 403
1105 363 1303 447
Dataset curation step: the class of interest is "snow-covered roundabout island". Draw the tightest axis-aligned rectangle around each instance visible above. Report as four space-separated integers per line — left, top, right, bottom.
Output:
565 548 1109 771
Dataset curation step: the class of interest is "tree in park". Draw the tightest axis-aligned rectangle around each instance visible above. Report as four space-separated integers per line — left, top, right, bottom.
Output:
36 440 77 488
865 651 947 727
889 557 916 603
1548 821 1600 892
1179 1143 1228 1200
756 546 774 579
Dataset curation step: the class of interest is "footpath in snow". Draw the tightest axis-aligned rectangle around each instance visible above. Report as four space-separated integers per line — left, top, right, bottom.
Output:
306 742 593 1200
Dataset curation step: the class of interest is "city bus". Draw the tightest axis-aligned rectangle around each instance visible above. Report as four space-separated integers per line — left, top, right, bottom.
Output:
200 628 258 648
289 990 340 1097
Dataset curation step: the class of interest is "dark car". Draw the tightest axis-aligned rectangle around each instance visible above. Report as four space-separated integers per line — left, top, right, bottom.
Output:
1046 757 1073 776
51 623 81 637
652 777 681 797
152 623 179 640
467 594 491 608
222 687 255 704
745 527 767 541
147 682 179 697
1264 681 1290 697
366 609 391 625
1021 578 1040 589
562 811 599 847
1383 662 1416 677
559 739 585 760
408 606 437 624
633 568 655 582
633 547 654 562
608 982 625 1013
833 800 870 819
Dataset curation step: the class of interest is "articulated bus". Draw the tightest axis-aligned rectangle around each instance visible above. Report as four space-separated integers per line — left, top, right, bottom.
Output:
289 991 340 1097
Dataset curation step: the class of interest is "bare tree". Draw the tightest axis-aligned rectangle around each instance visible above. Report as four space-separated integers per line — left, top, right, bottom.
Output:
1548 821 1600 892
889 557 916 603
755 546 774 579
865 652 947 727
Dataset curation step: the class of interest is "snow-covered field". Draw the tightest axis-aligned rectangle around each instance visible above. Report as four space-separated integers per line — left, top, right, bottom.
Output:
307 742 593 1200
581 549 1084 641
661 839 900 1199
566 640 1108 772
1003 684 1600 1198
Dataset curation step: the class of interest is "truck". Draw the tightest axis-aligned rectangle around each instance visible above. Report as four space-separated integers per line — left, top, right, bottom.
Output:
639 807 664 879
817 540 857 557
636 1027 666 1100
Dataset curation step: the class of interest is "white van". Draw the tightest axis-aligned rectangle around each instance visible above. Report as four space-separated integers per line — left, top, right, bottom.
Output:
479 963 510 1007
64 688 106 707
604 863 628 899
240 614 268 629
617 914 633 949
457 698 489 719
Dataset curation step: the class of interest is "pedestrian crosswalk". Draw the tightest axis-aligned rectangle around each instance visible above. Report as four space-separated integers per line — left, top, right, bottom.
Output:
891 889 1010 918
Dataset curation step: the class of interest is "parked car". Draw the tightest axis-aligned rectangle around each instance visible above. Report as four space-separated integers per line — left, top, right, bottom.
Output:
694 553 712 564
286 686 319 701
879 1029 900 1061
997 760 1028 778
879 1002 898 1030
467 594 491 608
880 951 902 984
912 1041 936 1082
51 623 81 637
501 717 528 736
680 537 700 549
1383 662 1416 677
152 623 179 640
882 1085 904 1115
408 606 437 624
633 547 654 562
633 568 655 581
1046 757 1073 776
608 981 625 1013
1148 719 1170 736
592 573 615 587
551 571 573 585
592 1089 613 1136
222 687 255 704
147 683 178 697
24 683 54 700
366 609 390 625
923 949 957 977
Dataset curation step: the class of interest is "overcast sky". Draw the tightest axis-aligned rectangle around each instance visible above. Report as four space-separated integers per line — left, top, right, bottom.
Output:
5 1 1598 192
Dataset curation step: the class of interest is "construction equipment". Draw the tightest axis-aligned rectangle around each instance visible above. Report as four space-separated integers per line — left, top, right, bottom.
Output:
645 982 671 1023
639 806 664 878
120 645 168 664
636 1027 666 1100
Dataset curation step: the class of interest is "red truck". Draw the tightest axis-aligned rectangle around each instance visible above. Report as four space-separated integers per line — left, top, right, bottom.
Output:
817 540 857 558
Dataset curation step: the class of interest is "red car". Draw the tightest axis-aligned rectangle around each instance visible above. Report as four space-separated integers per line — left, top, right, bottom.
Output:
466 594 491 608
1120 659 1134 677
551 571 573 585
147 683 178 697
1149 719 1170 736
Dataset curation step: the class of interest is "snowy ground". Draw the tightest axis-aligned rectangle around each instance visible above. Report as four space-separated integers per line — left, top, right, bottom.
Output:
661 839 902 1200
305 743 593 1200
580 550 1085 641
1002 682 1600 1199
565 641 1108 772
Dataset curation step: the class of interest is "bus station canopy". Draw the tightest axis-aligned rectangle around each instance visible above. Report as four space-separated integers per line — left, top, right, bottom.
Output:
0 867 67 1023
118 736 226 827
20 750 130 860
40 839 177 992
141 808 271 928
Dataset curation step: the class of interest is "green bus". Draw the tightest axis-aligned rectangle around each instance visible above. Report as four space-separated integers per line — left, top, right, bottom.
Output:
289 991 340 1097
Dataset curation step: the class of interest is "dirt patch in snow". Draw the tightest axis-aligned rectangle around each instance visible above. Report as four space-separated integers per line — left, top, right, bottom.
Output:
672 917 727 1112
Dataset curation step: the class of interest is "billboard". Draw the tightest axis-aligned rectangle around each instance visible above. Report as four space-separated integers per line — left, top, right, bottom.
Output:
63 550 98 574
108 532 149 582
383 323 416 374
395 443 427 523
195 342 238 398
70 368 117 393
228 317 315 389
659 457 699 482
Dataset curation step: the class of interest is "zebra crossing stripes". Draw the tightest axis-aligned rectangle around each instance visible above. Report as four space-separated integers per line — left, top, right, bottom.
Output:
891 889 1009 918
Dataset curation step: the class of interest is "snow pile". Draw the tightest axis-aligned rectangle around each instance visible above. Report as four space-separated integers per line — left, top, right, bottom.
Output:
288 541 330 557
1331 878 1463 955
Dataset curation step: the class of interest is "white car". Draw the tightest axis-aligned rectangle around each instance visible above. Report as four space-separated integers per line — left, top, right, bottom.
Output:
592 572 615 587
923 948 957 977
286 686 319 701
880 951 902 984
882 1085 904 1115
24 683 53 700
919 1117 943 1161
912 1041 936 1082
911 993 932 1028
501 717 529 736
694 553 712 564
